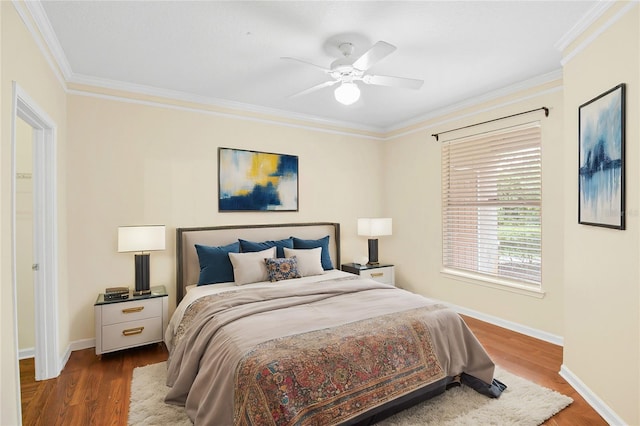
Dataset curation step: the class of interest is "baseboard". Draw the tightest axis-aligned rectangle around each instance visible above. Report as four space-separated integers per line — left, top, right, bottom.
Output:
441 302 624 424
59 346 71 373
23 338 93 375
559 364 626 425
69 337 95 352
59 338 95 373
19 347 35 360
444 302 564 346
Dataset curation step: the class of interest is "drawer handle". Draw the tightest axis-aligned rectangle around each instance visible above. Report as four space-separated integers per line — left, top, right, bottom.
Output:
122 327 144 336
122 306 144 314
370 273 384 278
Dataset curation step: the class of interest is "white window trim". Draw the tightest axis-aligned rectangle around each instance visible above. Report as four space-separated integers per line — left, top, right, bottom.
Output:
441 267 545 298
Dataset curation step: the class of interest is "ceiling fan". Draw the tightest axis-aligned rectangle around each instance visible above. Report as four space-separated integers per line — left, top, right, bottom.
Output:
283 41 424 105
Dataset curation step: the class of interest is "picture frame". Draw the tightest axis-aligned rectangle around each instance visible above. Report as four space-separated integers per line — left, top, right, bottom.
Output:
578 83 625 229
218 147 299 212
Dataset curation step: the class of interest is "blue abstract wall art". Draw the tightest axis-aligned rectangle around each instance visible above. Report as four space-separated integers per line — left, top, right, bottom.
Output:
579 84 625 229
218 148 299 212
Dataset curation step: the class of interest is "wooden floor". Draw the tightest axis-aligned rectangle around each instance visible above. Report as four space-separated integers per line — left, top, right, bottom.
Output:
460 316 607 426
20 316 607 426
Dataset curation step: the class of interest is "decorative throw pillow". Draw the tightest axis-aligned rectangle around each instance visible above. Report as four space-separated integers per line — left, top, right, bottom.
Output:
283 247 324 277
228 246 276 285
264 257 302 282
291 236 333 270
239 238 294 258
195 242 240 286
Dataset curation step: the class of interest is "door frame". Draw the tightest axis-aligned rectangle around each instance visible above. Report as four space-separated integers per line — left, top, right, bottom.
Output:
11 81 60 385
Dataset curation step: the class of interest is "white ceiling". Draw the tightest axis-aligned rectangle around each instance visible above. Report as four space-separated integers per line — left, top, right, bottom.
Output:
35 1 600 132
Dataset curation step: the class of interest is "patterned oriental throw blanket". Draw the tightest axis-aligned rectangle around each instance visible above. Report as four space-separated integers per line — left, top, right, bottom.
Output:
234 308 444 425
165 276 499 425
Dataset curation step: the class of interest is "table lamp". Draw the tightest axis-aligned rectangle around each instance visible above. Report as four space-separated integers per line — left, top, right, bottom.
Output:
357 218 392 266
118 225 165 295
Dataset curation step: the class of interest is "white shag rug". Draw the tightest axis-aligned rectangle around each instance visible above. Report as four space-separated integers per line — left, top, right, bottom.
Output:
129 362 572 425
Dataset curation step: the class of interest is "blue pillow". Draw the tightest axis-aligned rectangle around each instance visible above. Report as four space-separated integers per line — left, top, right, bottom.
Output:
291 236 333 270
239 238 293 258
195 242 240 285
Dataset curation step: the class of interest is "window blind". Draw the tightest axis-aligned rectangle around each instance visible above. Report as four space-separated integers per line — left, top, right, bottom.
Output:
441 122 542 286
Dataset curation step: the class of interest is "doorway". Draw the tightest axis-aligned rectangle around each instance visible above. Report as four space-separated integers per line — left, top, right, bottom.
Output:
11 81 60 396
15 117 35 360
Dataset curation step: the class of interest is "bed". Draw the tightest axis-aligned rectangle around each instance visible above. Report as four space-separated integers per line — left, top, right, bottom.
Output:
165 222 505 425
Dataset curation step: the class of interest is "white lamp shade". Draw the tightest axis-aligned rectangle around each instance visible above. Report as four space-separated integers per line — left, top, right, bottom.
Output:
357 218 392 237
118 225 166 252
334 82 360 105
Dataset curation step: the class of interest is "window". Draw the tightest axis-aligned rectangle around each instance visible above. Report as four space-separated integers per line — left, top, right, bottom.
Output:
441 122 541 287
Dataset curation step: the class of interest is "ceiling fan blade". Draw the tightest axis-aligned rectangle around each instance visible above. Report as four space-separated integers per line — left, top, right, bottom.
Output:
352 41 396 71
363 74 424 90
288 80 339 98
281 57 331 73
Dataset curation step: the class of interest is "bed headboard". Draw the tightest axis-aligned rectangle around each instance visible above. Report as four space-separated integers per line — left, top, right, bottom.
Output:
176 222 341 303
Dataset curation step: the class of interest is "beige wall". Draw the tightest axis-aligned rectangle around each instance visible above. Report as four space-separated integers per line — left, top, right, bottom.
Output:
65 94 385 341
383 3 640 423
1 2 68 425
2 1 640 425
383 83 566 336
562 3 639 424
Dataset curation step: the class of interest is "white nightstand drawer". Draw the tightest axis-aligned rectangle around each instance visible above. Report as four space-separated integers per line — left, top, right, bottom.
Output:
101 317 163 352
361 267 394 285
101 298 161 326
95 285 168 355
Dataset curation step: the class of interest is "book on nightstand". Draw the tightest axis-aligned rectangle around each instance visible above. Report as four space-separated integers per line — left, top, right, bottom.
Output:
104 286 130 301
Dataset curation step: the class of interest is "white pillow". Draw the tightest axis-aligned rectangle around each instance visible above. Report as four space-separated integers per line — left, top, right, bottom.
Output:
283 247 324 277
228 247 276 285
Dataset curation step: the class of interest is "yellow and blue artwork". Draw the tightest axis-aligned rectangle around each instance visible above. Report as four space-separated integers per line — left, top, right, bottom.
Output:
218 148 299 211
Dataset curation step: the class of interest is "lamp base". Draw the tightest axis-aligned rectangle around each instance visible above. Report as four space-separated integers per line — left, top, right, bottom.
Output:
132 289 152 296
134 253 151 295
367 238 379 265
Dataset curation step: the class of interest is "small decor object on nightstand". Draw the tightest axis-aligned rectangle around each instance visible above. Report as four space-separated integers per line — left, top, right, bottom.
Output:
357 218 392 265
104 286 129 301
118 225 166 296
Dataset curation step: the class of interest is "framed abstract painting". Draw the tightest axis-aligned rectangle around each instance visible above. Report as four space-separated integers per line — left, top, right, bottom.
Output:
218 147 299 212
578 83 625 229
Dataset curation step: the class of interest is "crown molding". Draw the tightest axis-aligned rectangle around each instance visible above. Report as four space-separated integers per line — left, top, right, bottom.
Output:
554 1 614 52
21 0 73 81
68 72 385 135
11 0 66 89
68 87 385 141
560 1 637 67
69 70 562 143
385 84 561 142
386 69 563 136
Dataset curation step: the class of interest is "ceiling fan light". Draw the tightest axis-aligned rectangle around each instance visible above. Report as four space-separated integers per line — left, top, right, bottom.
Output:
334 82 360 105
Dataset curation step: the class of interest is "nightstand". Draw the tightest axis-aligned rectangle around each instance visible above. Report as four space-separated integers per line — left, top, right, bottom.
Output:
94 285 169 355
341 263 395 286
